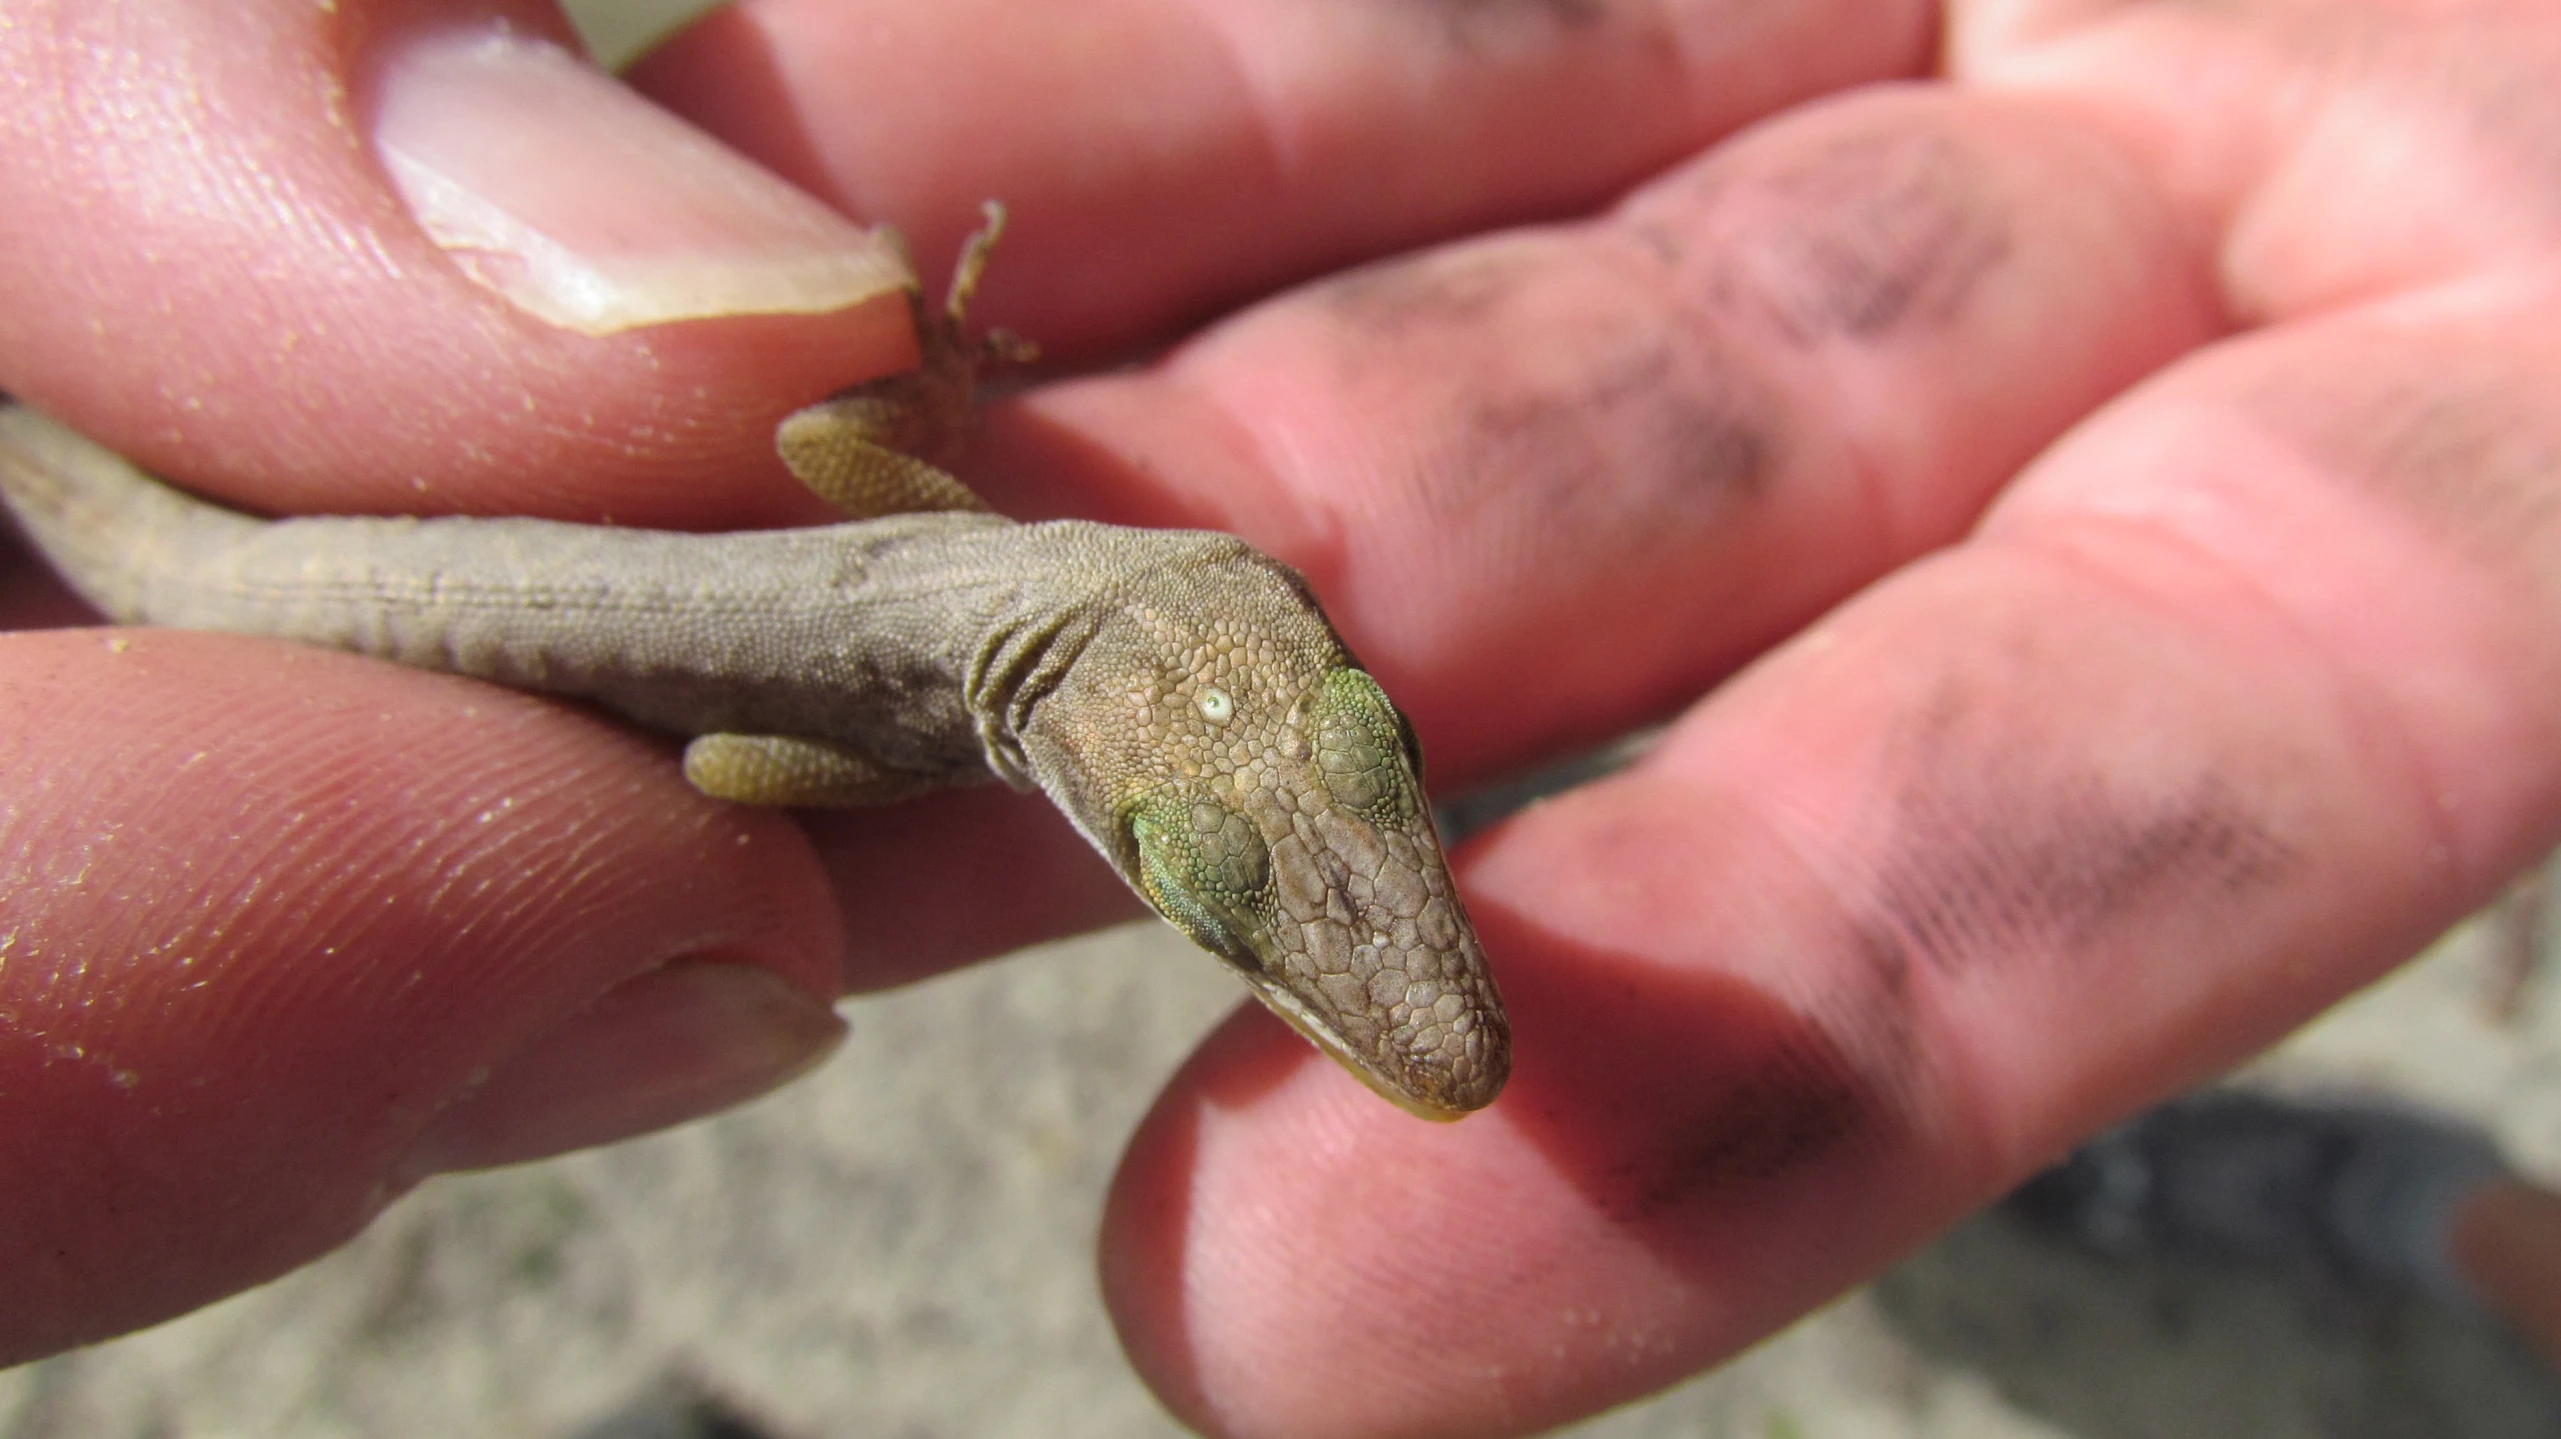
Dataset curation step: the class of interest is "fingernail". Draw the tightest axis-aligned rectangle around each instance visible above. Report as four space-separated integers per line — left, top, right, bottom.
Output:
401 962 846 1177
372 27 907 334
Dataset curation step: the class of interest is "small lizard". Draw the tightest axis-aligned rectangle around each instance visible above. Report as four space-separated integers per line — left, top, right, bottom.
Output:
0 206 1508 1119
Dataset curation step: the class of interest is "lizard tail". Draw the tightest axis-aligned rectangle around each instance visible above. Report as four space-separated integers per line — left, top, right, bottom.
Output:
0 403 260 624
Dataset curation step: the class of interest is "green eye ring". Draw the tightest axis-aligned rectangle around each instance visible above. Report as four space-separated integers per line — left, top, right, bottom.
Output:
1125 794 1273 969
1307 668 1424 820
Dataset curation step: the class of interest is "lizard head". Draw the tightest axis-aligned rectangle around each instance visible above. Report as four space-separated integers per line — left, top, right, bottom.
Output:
1117 664 1510 1119
995 526 1509 1118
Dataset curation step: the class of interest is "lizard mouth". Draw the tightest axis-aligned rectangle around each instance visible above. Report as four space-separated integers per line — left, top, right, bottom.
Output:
1229 957 1475 1116
1229 964 1477 1122
1113 730 1508 1118
1220 913 1509 1121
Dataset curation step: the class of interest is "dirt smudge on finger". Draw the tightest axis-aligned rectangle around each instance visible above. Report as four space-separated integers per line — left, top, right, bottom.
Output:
1401 0 1613 52
1854 643 2304 987
1482 893 1913 1229
2246 327 2561 579
1632 126 2016 345
1315 236 1786 536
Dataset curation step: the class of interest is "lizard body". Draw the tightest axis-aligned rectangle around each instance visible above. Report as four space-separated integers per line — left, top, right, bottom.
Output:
0 209 1508 1118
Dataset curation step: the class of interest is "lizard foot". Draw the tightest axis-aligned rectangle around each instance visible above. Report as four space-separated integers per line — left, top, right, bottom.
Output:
683 733 940 807
776 398 991 517
773 201 1035 520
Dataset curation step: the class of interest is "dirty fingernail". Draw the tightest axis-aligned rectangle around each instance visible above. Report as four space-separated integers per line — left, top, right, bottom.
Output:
401 961 846 1178
372 27 907 334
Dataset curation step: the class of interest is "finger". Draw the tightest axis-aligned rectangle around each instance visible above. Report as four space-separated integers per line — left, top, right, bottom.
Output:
973 85 2217 780
1073 82 2219 1431
630 0 1940 346
1093 151 2561 1439
801 788 1145 992
1949 0 2561 321
0 629 847 1363
1102 273 2561 1435
0 0 912 527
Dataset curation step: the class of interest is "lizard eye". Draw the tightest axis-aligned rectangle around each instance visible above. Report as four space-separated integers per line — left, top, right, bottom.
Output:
1127 795 1272 968
1306 669 1424 820
1195 685 1234 725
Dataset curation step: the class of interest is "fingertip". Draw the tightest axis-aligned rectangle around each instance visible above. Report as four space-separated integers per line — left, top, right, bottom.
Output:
1100 1060 1217 1433
804 783 1144 992
0 2 912 527
399 958 848 1178
1100 776 1974 1437
0 629 850 1361
1102 1005 1559 1439
371 25 906 337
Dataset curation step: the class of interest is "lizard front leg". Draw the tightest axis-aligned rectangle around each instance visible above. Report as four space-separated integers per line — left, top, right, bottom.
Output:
770 201 1035 520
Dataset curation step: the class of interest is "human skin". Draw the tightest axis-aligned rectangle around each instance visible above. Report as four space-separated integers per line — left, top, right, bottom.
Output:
4 0 2558 1434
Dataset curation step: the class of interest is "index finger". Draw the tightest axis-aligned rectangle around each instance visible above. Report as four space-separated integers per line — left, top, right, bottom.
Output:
632 0 1935 346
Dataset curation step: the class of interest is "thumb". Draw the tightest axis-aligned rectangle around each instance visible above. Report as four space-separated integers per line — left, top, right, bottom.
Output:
0 0 890 1362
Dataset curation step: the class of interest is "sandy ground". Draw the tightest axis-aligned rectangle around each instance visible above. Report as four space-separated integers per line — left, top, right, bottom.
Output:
5 893 2557 1439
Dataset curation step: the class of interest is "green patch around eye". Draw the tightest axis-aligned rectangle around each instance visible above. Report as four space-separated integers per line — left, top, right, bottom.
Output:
1309 668 1424 821
1127 795 1273 969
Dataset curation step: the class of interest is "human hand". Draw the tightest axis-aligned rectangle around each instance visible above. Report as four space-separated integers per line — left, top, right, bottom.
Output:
6 1 2549 1434
937 0 2550 1432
